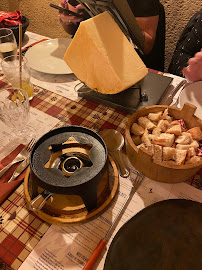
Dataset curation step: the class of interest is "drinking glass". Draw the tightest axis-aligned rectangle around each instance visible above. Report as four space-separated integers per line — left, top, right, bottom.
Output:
0 87 35 144
1 55 34 100
0 28 17 60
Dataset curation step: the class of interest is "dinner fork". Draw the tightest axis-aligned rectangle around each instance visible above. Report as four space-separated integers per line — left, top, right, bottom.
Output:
83 171 144 270
0 138 36 178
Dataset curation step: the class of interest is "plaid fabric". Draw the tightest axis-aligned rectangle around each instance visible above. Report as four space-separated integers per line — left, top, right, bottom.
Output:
0 70 201 269
0 10 22 27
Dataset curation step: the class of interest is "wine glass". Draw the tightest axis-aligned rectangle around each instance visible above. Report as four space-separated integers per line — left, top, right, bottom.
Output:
0 87 35 144
0 28 17 60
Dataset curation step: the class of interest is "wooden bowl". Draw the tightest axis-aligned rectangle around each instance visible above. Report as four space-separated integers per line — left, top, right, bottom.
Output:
125 103 202 183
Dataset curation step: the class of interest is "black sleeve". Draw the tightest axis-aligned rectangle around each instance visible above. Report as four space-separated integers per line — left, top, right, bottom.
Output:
168 10 202 76
68 0 79 5
127 0 160 17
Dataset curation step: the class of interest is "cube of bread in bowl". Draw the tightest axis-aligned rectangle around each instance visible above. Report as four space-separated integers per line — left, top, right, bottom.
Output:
131 123 145 136
138 117 156 130
163 147 176 161
188 127 202 141
157 119 169 132
131 135 142 145
186 156 201 164
175 149 187 165
153 145 163 162
166 125 182 136
176 140 199 150
153 133 175 147
148 111 162 122
175 132 192 145
186 147 196 160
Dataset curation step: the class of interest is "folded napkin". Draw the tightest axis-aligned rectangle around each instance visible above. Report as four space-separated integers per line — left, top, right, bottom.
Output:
0 144 28 205
0 10 22 27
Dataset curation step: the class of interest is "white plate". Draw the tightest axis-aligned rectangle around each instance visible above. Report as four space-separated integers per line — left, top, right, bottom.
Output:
179 81 202 118
25 38 72 74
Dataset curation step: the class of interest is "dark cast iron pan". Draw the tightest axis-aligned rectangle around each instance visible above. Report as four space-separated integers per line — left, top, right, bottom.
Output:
104 199 202 270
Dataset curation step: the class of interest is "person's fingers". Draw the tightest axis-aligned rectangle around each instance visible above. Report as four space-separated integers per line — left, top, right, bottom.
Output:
194 51 202 60
76 4 84 10
187 57 198 66
59 2 84 23
182 67 193 82
182 66 189 76
60 13 82 23
59 0 64 7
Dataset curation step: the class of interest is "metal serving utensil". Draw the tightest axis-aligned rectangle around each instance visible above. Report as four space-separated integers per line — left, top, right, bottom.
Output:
99 129 129 178
163 79 187 106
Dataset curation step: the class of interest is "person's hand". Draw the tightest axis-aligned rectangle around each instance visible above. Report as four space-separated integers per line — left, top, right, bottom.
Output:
59 0 83 24
182 49 202 82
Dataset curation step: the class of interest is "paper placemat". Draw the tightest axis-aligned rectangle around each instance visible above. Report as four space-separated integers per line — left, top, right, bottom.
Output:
0 107 60 161
19 162 202 270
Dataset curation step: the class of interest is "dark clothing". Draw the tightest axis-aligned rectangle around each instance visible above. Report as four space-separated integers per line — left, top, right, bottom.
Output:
127 0 165 71
127 0 160 17
69 0 165 71
168 9 202 77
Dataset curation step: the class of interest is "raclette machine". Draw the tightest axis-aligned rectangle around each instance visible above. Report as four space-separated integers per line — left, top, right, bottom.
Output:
69 0 172 113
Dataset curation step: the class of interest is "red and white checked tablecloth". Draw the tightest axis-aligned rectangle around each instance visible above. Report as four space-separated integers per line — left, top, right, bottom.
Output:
0 72 201 270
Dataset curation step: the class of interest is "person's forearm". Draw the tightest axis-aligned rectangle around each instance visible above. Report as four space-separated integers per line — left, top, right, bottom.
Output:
60 19 78 37
143 32 156 54
136 16 158 55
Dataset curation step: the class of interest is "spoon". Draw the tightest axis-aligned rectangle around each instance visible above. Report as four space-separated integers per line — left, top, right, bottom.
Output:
99 129 129 178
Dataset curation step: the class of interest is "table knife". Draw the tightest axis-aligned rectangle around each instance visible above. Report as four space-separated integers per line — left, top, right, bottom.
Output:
0 151 27 179
7 157 30 183
163 79 187 105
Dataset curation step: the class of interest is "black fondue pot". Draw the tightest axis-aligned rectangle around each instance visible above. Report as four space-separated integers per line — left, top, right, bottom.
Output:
29 126 108 212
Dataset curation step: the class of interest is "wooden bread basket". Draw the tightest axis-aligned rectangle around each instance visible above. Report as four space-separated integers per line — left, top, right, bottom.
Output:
125 103 202 183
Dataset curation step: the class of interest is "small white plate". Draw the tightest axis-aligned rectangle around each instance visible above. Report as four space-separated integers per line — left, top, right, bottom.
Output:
25 38 72 74
179 81 202 118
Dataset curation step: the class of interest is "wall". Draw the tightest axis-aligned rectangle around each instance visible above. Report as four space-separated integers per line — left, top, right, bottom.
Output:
0 0 201 71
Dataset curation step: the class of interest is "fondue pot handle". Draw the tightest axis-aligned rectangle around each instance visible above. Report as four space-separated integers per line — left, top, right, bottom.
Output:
30 190 53 211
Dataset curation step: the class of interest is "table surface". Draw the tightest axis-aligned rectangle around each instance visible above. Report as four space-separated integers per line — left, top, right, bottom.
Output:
0 32 201 270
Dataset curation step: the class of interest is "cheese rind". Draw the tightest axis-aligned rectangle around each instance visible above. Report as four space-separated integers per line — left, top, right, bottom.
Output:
64 11 148 94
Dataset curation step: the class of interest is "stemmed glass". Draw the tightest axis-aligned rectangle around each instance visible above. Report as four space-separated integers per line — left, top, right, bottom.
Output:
0 28 17 60
0 87 35 144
